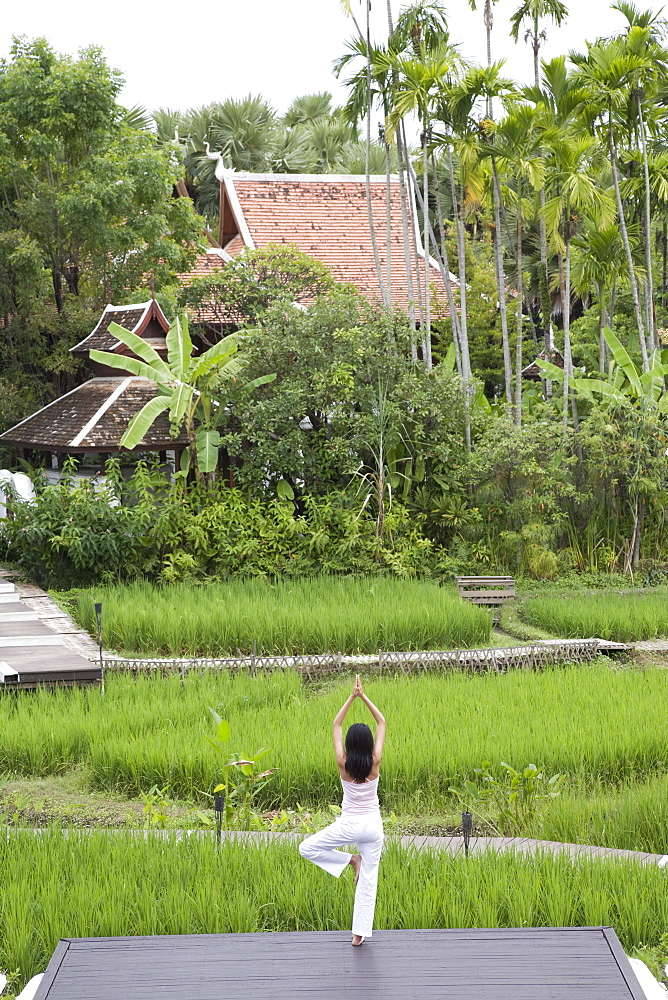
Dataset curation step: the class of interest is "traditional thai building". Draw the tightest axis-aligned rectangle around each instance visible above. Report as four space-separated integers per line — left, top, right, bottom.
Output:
1 170 452 471
0 300 188 475
180 168 454 328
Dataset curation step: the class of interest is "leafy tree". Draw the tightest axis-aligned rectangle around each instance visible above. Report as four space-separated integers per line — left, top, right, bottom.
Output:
0 37 204 417
178 244 336 331
216 289 467 499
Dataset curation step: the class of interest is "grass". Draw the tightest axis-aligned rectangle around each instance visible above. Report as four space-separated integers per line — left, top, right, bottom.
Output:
521 589 668 642
2 665 668 812
66 577 491 656
2 829 668 989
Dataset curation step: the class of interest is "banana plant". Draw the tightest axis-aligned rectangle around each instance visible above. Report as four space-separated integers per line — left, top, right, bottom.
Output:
90 314 275 482
537 326 668 411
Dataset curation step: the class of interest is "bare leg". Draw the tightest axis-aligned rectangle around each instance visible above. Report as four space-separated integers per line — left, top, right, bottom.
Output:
352 934 365 947
349 854 361 885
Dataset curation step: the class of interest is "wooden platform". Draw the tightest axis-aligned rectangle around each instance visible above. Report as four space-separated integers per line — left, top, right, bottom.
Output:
33 927 645 999
0 577 100 688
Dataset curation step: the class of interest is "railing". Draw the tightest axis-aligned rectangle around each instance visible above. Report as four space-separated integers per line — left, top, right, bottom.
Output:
104 638 601 680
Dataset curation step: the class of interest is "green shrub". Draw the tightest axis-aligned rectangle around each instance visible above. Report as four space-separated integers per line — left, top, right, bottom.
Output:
0 468 433 586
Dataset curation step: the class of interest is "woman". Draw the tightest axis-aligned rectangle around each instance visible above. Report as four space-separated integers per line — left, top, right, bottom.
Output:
299 674 386 946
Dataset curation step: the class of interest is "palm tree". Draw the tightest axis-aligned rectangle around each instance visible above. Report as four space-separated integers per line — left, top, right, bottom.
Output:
543 134 615 429
522 57 588 380
509 0 569 88
492 104 545 424
573 39 654 371
612 5 668 352
451 63 516 408
389 44 460 370
570 222 632 372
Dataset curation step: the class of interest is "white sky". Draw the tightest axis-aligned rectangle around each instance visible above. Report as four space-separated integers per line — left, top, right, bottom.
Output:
0 0 663 121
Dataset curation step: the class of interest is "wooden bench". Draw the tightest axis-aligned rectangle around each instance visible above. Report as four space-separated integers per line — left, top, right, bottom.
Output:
456 576 516 606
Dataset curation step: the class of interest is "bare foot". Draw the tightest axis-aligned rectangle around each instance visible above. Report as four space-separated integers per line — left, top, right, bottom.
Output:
349 854 361 885
352 935 365 947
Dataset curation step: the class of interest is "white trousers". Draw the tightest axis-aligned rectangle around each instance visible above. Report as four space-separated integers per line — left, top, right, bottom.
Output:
299 812 384 938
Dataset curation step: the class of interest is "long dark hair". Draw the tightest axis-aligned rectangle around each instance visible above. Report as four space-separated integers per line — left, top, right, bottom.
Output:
344 722 374 783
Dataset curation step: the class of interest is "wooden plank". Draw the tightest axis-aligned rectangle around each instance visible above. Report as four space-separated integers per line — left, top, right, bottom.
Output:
32 928 644 999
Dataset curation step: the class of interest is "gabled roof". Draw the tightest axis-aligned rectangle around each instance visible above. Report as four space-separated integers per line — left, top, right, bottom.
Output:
179 173 454 320
70 300 170 357
0 377 188 452
221 173 453 306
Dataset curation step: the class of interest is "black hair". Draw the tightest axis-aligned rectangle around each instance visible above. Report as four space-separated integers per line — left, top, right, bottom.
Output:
344 722 374 783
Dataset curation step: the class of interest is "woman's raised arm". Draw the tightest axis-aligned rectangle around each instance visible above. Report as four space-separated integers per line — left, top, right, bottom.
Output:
332 680 359 767
355 677 386 765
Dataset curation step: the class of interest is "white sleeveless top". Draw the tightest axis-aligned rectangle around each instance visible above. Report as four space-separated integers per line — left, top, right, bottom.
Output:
340 774 380 816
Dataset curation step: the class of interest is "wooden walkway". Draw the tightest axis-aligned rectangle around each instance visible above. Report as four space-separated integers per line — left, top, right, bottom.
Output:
0 575 100 688
33 927 646 999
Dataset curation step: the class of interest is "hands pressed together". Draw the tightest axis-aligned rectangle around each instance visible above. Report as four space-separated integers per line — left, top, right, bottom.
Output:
352 674 364 699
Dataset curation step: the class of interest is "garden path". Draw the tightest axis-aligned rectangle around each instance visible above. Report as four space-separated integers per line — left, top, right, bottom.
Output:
0 572 99 687
213 829 668 867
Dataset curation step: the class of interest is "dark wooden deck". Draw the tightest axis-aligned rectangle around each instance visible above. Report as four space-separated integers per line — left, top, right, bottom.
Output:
0 576 100 688
33 927 644 999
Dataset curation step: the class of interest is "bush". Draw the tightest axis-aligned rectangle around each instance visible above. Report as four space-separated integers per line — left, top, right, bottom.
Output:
0 466 433 587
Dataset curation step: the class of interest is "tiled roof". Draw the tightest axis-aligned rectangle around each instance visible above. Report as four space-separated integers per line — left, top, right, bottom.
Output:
0 378 189 451
177 174 454 324
70 301 170 356
228 173 450 307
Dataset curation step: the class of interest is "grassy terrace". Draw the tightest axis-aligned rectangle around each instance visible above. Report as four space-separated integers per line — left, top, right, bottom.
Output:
521 588 668 642
67 577 492 657
3 831 668 983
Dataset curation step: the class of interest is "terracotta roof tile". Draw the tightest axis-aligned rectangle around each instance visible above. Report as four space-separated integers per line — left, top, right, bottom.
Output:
177 174 454 324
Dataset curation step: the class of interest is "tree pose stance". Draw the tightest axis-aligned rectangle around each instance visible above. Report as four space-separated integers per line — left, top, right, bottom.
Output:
299 675 386 946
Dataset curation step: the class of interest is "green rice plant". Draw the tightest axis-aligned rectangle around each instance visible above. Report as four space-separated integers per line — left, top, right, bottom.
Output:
3 665 668 814
1 831 668 989
68 576 491 656
522 589 668 642
536 773 668 854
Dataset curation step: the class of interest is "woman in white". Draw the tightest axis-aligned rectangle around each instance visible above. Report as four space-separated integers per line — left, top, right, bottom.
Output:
299 674 385 946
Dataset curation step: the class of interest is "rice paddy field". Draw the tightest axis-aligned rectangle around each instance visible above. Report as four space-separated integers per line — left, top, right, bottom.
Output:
69 577 492 656
521 589 668 642
2 830 668 987
2 665 668 814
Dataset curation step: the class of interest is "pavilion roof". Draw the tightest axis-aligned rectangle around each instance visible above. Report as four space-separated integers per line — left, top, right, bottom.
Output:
70 300 170 358
0 377 187 452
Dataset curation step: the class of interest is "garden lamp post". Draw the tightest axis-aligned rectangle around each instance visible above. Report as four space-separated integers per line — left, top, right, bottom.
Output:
462 811 472 857
214 792 225 844
95 602 104 695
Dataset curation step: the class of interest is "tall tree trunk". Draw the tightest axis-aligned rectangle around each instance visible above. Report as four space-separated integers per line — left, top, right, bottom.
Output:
609 113 649 372
447 147 472 452
422 124 432 371
637 92 655 355
516 188 524 427
491 161 513 408
384 137 393 308
484 0 493 118
561 222 573 437
597 281 609 374
403 124 426 344
432 152 467 378
364 2 388 310
396 127 418 359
